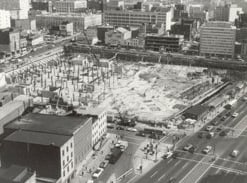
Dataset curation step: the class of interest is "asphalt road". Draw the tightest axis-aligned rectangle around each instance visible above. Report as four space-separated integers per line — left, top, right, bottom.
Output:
96 129 146 183
132 97 247 183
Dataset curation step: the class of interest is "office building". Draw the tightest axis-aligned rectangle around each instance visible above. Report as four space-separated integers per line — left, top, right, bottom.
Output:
200 21 236 58
97 25 114 43
145 34 184 52
54 0 87 13
36 13 102 31
106 0 124 10
87 0 105 12
104 8 172 31
0 10 11 29
1 0 30 19
4 113 93 170
214 4 243 22
0 28 20 55
105 27 132 46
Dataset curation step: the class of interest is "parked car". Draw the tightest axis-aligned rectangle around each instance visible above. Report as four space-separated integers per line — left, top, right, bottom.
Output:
183 144 193 151
232 112 239 118
188 146 197 154
116 126 125 130
92 168 104 179
172 151 183 159
136 131 146 137
206 125 214 131
230 150 239 157
211 120 220 126
99 160 109 169
127 127 138 132
105 154 112 160
198 132 204 138
202 146 212 154
221 116 226 121
163 151 173 159
219 129 231 137
206 132 215 139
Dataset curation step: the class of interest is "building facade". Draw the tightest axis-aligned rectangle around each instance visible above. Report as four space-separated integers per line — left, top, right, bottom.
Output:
54 0 87 13
145 34 184 52
0 10 11 29
0 29 20 55
215 4 243 22
200 21 236 58
97 25 114 43
104 9 172 31
36 13 102 31
105 27 131 46
1 0 30 19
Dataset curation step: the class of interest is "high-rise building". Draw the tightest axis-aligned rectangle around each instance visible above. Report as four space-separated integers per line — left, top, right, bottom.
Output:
214 4 243 22
0 10 11 29
1 0 30 19
104 8 173 31
54 0 87 13
200 21 236 58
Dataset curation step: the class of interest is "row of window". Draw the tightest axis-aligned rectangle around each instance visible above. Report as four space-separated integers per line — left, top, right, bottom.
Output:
63 161 73 177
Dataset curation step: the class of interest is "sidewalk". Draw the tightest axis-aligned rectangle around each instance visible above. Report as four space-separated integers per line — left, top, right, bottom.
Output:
132 139 173 175
72 133 118 183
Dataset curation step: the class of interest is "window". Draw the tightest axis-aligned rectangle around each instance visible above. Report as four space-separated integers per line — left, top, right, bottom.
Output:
71 143 73 148
63 160 65 166
63 171 65 177
71 162 73 169
71 152 73 158
66 146 69 152
67 166 69 172
67 156 69 161
62 150 64 156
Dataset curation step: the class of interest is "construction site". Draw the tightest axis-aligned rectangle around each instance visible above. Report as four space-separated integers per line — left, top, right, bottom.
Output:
2 48 223 122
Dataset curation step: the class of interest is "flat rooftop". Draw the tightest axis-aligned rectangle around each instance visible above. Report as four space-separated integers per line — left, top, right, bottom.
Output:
5 113 91 136
4 130 70 147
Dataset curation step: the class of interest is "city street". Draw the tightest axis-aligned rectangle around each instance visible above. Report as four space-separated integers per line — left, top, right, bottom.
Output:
130 97 247 183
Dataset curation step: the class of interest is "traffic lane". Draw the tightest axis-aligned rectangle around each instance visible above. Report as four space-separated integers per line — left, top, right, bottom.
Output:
98 143 138 182
135 150 204 183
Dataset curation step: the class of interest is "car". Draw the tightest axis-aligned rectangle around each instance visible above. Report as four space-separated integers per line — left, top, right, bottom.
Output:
216 126 223 132
99 160 109 168
231 150 239 157
183 144 193 151
115 143 121 148
163 151 173 159
206 132 215 139
136 131 146 137
219 129 231 136
221 116 226 121
116 126 125 130
206 125 214 132
211 120 220 126
172 151 183 159
105 154 112 160
92 168 104 179
202 146 212 154
232 112 239 118
198 132 204 138
226 112 231 117
127 127 138 132
188 146 197 153
107 123 114 129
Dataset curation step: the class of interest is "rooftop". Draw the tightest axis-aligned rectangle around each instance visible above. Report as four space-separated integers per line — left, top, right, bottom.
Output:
5 130 71 147
5 113 91 136
37 12 101 18
184 104 208 116
0 165 34 183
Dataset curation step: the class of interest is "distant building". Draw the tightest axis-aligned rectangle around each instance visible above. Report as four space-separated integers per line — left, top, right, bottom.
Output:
104 8 172 31
1 0 30 19
31 0 52 12
124 37 145 48
0 165 36 183
183 104 208 120
236 28 247 42
106 0 124 10
237 13 247 28
11 19 37 32
27 34 44 47
97 25 114 44
105 27 132 46
54 0 87 13
140 23 164 35
188 4 205 20
3 113 93 182
50 22 74 36
145 34 184 52
214 4 243 22
171 18 197 40
200 21 236 58
0 28 20 55
87 0 105 12
0 10 11 29
36 13 102 31
241 40 247 59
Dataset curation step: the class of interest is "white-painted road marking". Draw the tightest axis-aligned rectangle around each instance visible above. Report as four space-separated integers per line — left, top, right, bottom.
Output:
158 174 166 182
168 159 173 164
182 162 189 169
151 171 158 178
